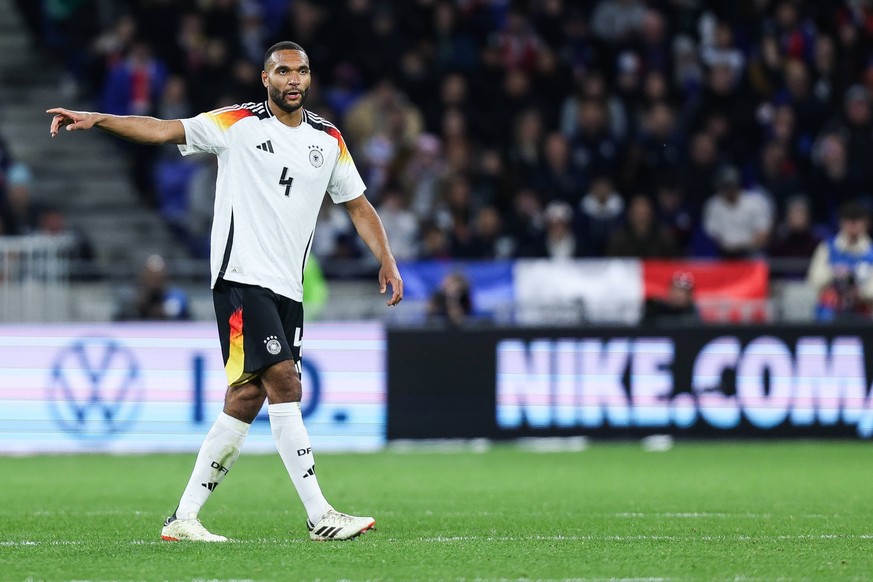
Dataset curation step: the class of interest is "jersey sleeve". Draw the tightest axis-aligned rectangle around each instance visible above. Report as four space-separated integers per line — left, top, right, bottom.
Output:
325 128 366 203
178 106 253 156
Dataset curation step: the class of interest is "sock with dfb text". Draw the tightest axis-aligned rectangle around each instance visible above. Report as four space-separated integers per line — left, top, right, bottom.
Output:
174 412 250 520
268 402 331 525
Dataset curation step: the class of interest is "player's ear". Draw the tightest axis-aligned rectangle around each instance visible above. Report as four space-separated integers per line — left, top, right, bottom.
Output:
261 70 268 87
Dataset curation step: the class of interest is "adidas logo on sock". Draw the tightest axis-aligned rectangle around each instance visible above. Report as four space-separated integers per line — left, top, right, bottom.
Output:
201 481 219 491
302 465 316 479
256 140 274 153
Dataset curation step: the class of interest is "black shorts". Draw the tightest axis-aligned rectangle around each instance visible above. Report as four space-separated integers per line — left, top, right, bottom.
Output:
213 278 303 386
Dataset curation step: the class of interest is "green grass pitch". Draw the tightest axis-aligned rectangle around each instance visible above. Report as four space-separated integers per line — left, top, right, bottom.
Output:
2 441 873 581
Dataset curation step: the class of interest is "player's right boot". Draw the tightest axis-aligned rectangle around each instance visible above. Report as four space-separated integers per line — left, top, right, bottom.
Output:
161 513 227 542
307 508 375 541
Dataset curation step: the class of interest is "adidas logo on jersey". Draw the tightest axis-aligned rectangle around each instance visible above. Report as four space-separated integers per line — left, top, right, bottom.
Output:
256 140 274 153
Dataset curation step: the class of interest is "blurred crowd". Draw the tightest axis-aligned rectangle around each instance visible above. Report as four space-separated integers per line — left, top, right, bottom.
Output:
7 0 873 269
0 135 95 268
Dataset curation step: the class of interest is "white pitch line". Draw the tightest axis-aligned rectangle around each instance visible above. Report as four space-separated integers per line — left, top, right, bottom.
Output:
26 510 155 517
607 512 840 519
514 579 671 582
2 533 872 547
0 540 85 546
403 533 873 543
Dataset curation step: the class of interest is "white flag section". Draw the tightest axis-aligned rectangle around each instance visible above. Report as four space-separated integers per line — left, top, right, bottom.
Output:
0 322 385 454
514 259 644 324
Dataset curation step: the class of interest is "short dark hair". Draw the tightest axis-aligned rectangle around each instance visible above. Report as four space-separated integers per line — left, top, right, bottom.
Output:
264 41 307 70
839 200 869 221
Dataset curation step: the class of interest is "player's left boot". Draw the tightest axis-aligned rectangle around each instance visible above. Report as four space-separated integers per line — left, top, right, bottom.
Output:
306 508 375 541
161 513 227 542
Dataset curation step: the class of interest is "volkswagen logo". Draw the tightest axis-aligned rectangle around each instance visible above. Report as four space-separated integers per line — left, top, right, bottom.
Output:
47 337 142 440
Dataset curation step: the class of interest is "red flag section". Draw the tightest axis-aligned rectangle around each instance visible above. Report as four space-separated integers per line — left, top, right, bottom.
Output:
642 260 770 322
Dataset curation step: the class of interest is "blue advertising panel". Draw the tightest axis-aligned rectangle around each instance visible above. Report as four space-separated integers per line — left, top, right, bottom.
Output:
0 322 385 453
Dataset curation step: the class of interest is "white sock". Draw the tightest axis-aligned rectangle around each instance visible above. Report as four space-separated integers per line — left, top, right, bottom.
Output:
175 412 250 519
269 402 331 524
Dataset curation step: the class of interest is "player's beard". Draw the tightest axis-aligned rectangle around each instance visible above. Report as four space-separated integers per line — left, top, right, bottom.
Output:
269 85 309 114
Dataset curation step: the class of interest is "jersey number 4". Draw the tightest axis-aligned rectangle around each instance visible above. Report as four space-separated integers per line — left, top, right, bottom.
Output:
279 167 294 197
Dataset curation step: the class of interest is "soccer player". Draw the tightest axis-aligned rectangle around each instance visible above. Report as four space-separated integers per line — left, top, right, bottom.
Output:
47 41 403 542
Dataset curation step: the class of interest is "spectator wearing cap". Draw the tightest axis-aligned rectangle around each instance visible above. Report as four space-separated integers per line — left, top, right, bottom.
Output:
642 271 700 325
807 201 873 320
702 165 772 258
0 162 41 236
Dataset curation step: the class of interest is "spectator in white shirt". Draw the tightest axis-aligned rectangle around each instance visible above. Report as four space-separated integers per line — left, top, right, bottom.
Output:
703 165 772 258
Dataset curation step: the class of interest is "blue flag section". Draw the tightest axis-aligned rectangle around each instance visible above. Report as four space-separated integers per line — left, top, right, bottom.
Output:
397 260 515 319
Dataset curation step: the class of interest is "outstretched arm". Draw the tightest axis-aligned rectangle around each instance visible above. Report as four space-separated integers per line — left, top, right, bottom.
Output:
47 108 185 145
343 194 403 306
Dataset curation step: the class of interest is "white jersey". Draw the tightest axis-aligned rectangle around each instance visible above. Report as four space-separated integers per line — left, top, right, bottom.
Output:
178 101 365 300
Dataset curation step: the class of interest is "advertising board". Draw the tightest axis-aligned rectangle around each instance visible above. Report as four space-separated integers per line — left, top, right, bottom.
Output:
0 322 385 453
388 325 873 439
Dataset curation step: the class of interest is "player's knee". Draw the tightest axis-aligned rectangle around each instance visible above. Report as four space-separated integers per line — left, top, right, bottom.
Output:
224 382 266 422
261 359 302 403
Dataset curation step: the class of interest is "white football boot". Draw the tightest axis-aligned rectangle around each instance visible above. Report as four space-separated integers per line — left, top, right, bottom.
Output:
161 514 227 542
307 508 375 541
